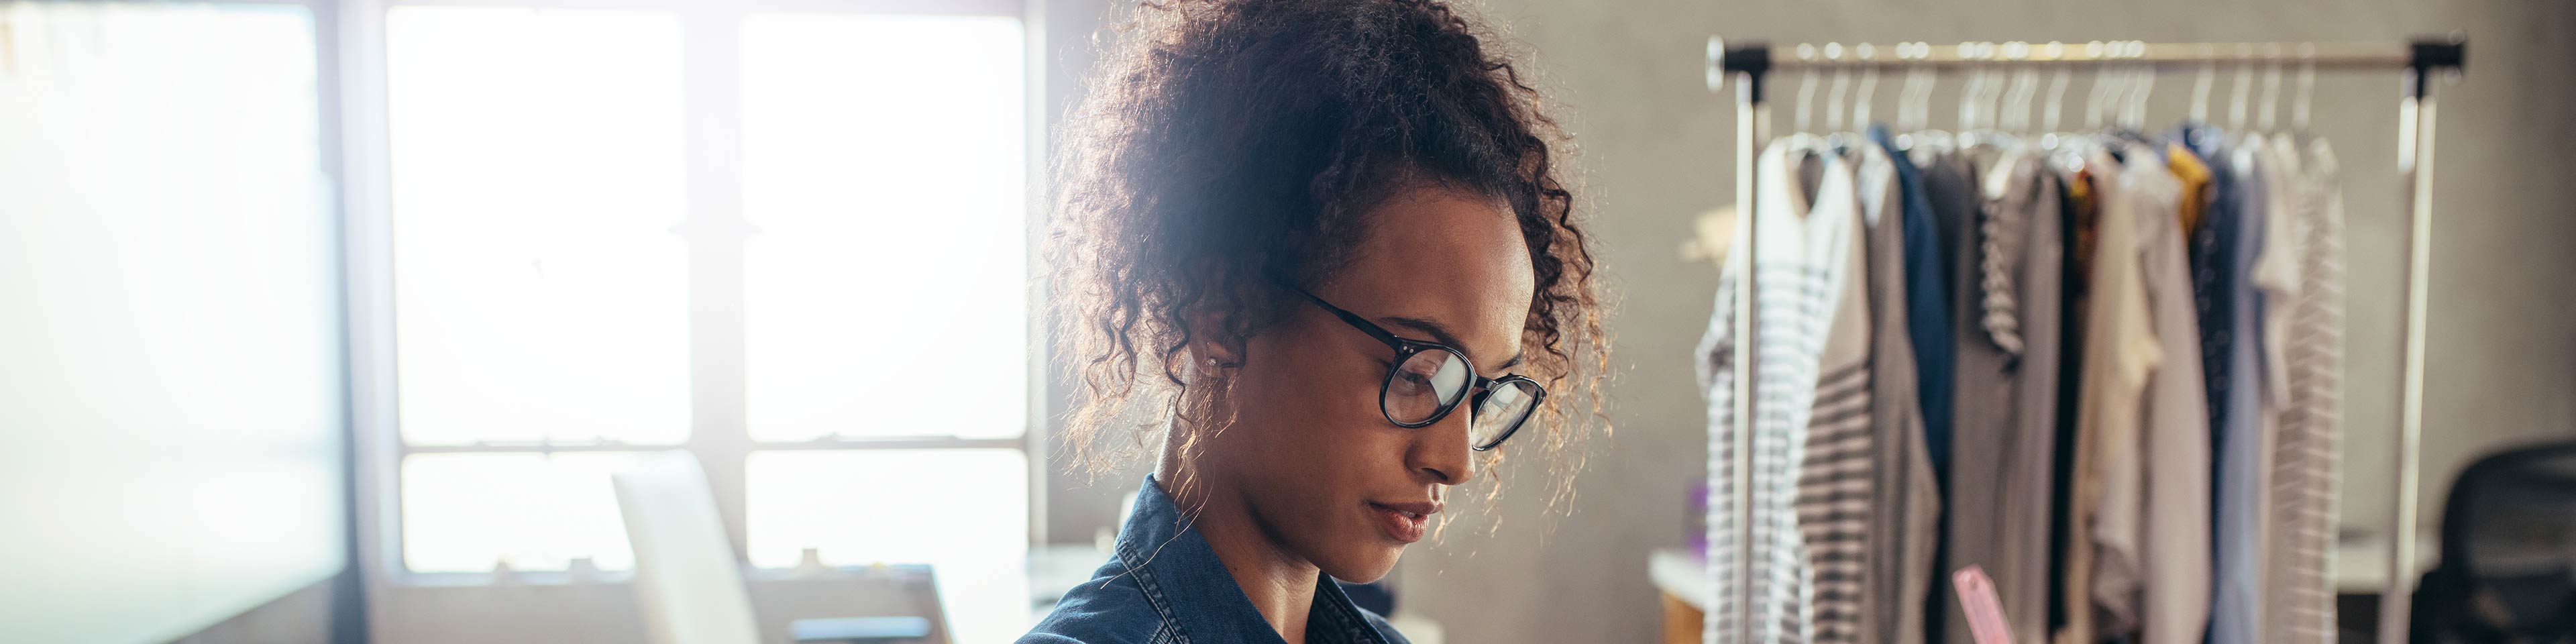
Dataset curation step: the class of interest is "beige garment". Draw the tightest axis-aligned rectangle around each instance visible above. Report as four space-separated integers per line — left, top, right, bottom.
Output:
2058 146 2161 644
2135 144 2214 644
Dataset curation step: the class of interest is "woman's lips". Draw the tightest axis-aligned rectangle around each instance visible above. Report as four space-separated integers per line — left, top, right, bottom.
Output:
1367 501 1439 543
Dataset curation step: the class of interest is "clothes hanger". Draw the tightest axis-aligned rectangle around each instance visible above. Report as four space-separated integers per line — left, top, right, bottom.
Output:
2085 44 2113 133
2191 46 2216 127
2259 43 2284 136
2040 50 2071 150
1902 42 1952 152
2292 43 2317 148
1852 44 1880 128
2125 65 2155 133
1971 42 2030 152
2006 66 2040 136
1835 43 1878 155
2229 44 2254 143
1825 44 1850 133
2041 52 2092 171
1821 42 1860 154
1795 43 1820 136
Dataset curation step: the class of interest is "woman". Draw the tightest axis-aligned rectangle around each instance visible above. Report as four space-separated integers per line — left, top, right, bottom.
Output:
1023 1 1607 642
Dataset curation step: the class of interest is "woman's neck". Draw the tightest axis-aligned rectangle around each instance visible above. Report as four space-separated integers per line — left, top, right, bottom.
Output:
1157 458 1319 644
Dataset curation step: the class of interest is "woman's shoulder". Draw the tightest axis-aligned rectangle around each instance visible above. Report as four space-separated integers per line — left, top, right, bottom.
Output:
1018 560 1174 644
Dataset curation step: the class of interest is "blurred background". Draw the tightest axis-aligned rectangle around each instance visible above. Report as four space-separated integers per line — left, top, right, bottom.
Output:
1 1 2570 643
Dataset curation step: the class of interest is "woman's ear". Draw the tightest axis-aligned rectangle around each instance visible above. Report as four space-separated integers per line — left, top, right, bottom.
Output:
1180 278 1257 375
1189 330 1244 376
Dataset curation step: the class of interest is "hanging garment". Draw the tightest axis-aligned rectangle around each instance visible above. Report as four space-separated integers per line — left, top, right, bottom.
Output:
1799 140 1880 644
2047 159 2099 639
1870 125 1955 482
1701 137 1866 644
2059 145 2158 644
1937 146 2065 644
2171 143 2214 238
1852 141 1942 644
2209 133 2279 644
2137 145 2214 644
2173 123 2239 533
2265 140 2346 644
1927 145 1978 644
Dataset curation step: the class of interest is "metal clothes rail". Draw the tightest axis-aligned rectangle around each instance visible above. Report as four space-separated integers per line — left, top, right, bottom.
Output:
1701 37 2466 644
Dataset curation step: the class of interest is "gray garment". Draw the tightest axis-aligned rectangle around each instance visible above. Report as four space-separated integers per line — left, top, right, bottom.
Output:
1853 143 1939 644
1943 149 2066 644
1921 148 1997 644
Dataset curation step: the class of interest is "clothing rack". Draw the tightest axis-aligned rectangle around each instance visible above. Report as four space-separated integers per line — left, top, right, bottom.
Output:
1701 37 2467 644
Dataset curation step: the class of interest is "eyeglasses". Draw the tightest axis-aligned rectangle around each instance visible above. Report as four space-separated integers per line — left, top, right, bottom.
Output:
1285 285 1545 451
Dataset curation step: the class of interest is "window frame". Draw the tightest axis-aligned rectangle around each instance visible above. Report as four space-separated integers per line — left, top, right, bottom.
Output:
337 0 1049 588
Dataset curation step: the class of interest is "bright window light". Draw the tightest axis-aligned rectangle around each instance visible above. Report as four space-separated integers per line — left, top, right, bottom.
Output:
378 6 1034 591
400 452 646 573
745 449 1029 644
739 13 1029 442
386 6 692 447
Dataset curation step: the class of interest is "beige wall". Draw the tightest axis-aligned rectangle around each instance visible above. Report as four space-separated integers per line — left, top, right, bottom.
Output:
1378 1 2576 642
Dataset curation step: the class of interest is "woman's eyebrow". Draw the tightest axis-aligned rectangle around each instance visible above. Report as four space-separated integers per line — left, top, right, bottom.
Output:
1382 315 1523 371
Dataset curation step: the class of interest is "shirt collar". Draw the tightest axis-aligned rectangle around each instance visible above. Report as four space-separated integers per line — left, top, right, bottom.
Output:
1114 475 1391 644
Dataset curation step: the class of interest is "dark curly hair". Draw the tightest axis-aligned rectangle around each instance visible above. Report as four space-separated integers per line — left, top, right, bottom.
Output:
1048 0 1609 519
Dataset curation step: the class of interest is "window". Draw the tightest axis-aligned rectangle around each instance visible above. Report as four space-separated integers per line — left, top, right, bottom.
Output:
380 3 1032 583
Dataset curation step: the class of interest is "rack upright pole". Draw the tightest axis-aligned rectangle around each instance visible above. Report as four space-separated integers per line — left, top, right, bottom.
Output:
1711 36 1768 644
2379 40 2454 644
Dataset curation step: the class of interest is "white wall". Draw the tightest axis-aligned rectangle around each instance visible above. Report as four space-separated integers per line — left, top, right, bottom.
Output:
0 4 351 643
1036 1 2576 643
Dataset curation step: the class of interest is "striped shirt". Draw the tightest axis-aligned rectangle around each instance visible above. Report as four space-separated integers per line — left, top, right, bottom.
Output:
2264 139 2345 644
1702 137 1866 644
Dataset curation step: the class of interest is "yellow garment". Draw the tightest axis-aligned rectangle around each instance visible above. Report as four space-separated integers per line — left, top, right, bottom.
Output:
2169 144 2213 235
2068 168 2099 277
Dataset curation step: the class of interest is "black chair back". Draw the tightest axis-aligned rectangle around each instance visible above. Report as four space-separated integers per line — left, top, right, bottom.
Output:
2412 440 2576 644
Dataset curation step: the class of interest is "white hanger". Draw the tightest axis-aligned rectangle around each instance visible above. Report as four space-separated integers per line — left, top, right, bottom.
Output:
2125 65 2154 130
1902 44 1934 131
2006 66 2040 133
2292 42 2316 135
2043 62 2070 133
2191 45 2216 125
2259 43 2284 133
1852 43 1879 128
2229 44 2254 133
1825 43 1850 133
1960 44 1988 133
2084 42 2113 130
1794 43 1819 134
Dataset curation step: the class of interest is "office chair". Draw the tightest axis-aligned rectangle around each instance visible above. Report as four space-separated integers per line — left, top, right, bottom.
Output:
2410 439 2576 643
613 451 936 644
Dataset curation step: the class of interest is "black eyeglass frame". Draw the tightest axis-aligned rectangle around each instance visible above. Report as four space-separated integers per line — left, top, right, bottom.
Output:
1282 284 1545 451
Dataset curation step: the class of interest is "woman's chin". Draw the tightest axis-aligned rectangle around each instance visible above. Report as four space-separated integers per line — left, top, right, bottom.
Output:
1316 545 1405 584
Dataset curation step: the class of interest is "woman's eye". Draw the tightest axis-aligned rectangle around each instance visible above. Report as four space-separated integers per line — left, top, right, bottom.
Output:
1391 366 1436 393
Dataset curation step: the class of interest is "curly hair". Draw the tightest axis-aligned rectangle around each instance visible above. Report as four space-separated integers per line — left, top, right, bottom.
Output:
1048 0 1610 519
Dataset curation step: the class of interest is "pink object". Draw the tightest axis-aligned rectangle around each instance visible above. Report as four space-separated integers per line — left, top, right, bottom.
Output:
1952 565 2015 644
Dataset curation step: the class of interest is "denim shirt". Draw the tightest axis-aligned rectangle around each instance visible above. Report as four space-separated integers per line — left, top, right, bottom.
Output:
1019 476 1410 644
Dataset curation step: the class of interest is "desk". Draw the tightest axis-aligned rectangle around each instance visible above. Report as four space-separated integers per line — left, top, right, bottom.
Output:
1646 535 2433 643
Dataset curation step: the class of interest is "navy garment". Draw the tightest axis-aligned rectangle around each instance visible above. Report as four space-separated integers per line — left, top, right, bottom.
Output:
2175 123 2240 448
1871 123 1955 474
1022 476 1409 644
2174 123 2241 644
